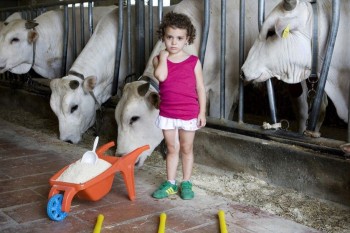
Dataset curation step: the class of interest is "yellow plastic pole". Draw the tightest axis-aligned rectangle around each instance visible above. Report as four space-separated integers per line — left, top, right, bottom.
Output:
158 212 167 233
93 214 104 233
218 210 228 233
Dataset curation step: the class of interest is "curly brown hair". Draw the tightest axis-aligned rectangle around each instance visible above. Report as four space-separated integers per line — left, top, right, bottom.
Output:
157 11 196 44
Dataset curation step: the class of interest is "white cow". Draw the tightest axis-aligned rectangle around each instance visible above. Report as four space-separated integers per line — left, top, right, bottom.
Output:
50 6 174 144
0 6 115 79
115 0 282 167
241 0 349 136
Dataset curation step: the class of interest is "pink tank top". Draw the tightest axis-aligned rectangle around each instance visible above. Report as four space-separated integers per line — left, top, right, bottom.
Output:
159 55 199 120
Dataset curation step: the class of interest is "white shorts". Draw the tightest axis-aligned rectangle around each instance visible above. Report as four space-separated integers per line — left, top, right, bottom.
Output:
155 116 199 131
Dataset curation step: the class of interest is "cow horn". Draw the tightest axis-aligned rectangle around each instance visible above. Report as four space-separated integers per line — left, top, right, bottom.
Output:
69 80 80 90
25 20 39 29
283 0 297 11
137 82 150 97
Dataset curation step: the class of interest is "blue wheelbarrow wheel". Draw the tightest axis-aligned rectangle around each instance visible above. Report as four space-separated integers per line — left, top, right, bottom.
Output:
47 194 68 221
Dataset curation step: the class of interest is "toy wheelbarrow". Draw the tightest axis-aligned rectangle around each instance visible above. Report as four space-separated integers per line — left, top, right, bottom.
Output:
47 141 149 221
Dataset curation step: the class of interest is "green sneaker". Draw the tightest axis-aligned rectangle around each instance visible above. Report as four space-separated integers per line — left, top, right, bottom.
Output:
152 181 178 199
180 181 194 200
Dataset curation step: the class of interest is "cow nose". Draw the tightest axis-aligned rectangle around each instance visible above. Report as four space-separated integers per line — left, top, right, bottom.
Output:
64 140 73 144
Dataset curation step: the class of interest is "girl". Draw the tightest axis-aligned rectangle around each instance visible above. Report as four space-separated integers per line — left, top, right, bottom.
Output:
152 11 206 200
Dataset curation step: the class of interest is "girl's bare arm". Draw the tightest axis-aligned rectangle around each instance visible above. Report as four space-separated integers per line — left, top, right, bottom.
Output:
194 60 206 127
153 50 169 82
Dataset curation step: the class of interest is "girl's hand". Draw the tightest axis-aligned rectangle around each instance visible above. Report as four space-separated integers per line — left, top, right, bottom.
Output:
159 50 169 61
197 113 206 128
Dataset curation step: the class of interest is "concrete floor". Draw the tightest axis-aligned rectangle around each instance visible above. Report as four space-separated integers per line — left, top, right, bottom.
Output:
0 119 323 233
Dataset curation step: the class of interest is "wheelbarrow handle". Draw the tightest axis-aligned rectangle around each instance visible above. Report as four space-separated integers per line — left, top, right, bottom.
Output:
96 141 116 157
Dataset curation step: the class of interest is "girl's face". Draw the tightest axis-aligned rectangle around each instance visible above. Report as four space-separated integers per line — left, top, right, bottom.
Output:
163 26 189 55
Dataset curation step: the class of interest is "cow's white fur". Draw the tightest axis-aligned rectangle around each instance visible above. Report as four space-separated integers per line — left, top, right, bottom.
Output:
242 0 349 134
0 6 115 79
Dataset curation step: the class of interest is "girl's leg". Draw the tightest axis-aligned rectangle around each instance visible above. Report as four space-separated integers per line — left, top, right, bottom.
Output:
163 129 180 181
178 129 195 180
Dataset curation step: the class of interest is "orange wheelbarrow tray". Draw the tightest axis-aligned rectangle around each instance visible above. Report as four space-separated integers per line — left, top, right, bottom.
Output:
47 141 149 221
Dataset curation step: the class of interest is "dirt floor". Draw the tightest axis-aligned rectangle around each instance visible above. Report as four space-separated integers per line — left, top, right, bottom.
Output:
0 107 349 233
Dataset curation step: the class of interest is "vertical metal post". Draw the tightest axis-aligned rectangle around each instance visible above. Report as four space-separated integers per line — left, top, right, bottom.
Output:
127 0 132 75
307 0 340 132
72 4 77 60
220 0 226 119
135 0 145 79
238 0 245 123
80 3 85 48
148 0 154 56
158 0 163 24
259 0 277 124
88 1 93 37
199 0 210 66
61 5 69 76
112 0 124 96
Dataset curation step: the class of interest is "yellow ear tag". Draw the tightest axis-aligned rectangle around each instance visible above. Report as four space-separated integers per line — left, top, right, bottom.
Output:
282 24 290 38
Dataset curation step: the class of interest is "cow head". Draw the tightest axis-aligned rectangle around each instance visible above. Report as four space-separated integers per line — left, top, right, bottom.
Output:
241 0 313 84
0 19 38 74
50 75 98 144
115 80 163 167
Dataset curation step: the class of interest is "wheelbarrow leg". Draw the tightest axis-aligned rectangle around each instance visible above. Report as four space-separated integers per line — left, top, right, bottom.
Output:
118 145 150 201
120 167 136 201
60 186 78 212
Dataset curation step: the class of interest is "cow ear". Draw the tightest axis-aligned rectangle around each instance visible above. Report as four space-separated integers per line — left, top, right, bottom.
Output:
28 30 38 43
83 76 97 93
137 82 150 96
25 21 38 29
69 80 80 90
148 92 160 109
49 78 59 91
275 19 295 38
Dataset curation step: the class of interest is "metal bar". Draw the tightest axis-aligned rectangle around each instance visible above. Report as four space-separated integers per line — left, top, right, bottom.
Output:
88 2 93 37
61 5 69 76
307 0 340 131
72 4 77 60
112 0 124 96
259 0 277 124
220 0 226 119
148 0 154 57
80 3 85 48
127 0 132 75
158 0 163 25
0 0 93 12
266 79 277 123
199 0 210 66
238 0 245 123
135 0 145 79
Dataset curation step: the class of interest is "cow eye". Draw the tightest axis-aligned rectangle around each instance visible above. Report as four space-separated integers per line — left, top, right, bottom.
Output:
10 37 19 44
129 116 140 125
266 30 276 39
71 105 78 113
